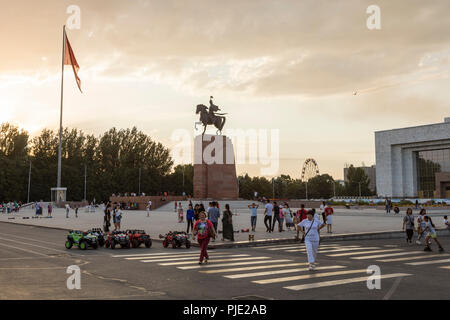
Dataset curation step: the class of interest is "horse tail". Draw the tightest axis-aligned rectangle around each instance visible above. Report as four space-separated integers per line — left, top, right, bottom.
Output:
220 116 226 131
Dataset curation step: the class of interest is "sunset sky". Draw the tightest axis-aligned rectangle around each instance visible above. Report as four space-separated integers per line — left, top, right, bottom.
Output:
1 0 449 179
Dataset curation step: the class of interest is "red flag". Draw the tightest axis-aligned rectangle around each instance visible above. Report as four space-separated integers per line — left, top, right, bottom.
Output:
64 31 82 93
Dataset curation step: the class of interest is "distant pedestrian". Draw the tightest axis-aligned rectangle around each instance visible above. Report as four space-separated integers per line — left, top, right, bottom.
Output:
194 204 200 221
385 197 391 214
278 204 285 232
146 202 151 217
178 202 184 223
248 203 259 232
272 202 281 232
186 204 195 234
222 204 234 241
402 208 415 243
283 203 294 231
175 201 178 212
264 200 273 233
423 216 444 253
47 203 52 217
75 207 79 218
320 201 326 223
297 210 326 271
103 206 111 232
65 204 70 218
324 205 334 233
193 211 216 264
416 209 428 244
444 216 449 229
208 202 220 242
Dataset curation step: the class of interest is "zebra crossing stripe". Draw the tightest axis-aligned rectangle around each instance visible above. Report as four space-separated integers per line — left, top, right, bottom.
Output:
141 254 249 263
253 243 341 250
125 252 235 260
284 273 412 291
224 265 345 279
287 247 377 253
406 259 450 266
265 244 351 251
352 251 423 260
178 259 292 270
111 251 213 258
253 269 367 284
377 254 450 263
159 256 271 266
327 249 402 257
440 266 450 270
199 263 310 274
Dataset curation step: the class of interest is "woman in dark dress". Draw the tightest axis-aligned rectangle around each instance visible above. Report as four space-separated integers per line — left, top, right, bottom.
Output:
222 204 234 241
103 204 111 232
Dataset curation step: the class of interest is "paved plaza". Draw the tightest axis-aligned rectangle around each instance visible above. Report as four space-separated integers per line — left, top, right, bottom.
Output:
1 201 449 244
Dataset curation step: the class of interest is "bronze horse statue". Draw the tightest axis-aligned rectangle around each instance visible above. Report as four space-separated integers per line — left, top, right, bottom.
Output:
196 104 227 136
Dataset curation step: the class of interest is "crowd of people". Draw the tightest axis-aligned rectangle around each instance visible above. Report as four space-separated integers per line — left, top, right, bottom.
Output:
0 201 21 213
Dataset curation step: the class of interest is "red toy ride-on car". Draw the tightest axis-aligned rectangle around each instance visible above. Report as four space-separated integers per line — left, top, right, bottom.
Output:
159 231 191 249
126 229 152 248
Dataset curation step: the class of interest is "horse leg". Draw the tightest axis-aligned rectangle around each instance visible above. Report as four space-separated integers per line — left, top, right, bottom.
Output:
202 125 207 136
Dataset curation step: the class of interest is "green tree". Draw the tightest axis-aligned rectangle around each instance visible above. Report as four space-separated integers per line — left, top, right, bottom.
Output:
344 165 371 196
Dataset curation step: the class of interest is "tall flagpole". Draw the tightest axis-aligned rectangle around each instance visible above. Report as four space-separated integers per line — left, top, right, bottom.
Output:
57 25 66 189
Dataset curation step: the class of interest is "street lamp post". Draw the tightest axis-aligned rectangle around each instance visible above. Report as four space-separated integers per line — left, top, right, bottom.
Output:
84 164 87 201
182 166 185 195
272 178 275 199
305 181 308 200
27 161 31 203
138 167 141 195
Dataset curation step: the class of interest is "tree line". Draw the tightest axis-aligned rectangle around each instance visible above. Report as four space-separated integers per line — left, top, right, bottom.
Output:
0 123 193 203
238 165 374 200
1 122 374 202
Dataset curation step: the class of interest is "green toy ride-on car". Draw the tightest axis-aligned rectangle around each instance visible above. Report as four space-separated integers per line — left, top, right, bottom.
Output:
65 230 99 250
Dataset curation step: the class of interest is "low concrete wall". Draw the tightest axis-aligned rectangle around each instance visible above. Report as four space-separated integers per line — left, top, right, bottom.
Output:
109 196 187 210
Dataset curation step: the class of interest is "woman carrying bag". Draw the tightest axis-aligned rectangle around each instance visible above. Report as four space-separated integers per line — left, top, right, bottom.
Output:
193 211 217 264
296 210 326 271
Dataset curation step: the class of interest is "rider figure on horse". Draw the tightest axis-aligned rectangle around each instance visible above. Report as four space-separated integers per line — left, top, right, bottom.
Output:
208 96 220 123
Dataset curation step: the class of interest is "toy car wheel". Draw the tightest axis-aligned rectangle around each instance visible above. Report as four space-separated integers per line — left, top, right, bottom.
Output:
98 239 105 247
111 241 116 249
92 243 98 249
65 240 73 249
162 240 168 248
79 240 87 250
145 239 152 248
171 240 177 249
185 240 191 249
133 239 139 248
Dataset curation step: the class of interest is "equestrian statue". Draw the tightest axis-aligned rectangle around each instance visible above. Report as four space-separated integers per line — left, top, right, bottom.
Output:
195 96 227 135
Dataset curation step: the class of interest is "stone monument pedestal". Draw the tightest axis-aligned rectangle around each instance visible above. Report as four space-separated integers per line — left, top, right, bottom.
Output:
193 134 239 199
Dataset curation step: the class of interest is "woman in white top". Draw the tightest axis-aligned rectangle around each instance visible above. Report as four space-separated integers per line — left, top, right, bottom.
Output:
297 210 326 270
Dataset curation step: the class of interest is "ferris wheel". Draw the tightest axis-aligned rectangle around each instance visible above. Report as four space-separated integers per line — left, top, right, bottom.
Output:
301 158 320 181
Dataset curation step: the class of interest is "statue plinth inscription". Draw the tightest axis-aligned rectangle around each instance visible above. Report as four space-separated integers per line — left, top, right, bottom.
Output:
193 134 238 199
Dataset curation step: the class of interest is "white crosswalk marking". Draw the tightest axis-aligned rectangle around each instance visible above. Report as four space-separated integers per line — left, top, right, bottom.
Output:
285 246 364 253
178 259 292 270
284 273 412 291
199 263 310 274
224 265 345 279
440 266 450 270
253 243 341 250
377 254 450 262
253 269 367 284
141 254 249 263
111 251 216 258
352 251 423 260
287 247 378 253
159 256 271 266
125 252 235 260
266 245 356 251
327 249 402 257
406 259 450 266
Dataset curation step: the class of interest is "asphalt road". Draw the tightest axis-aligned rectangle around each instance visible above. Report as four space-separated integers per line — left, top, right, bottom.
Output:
1 222 449 300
